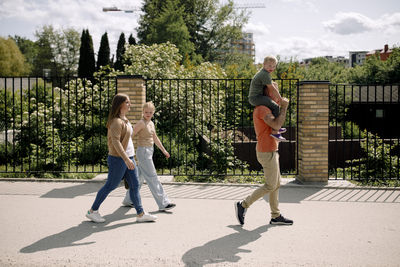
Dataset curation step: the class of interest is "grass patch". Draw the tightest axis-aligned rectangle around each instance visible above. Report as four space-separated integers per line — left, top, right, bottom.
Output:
0 164 104 180
349 179 400 187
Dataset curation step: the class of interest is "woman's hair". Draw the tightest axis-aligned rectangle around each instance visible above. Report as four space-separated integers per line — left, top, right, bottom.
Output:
263 55 278 64
143 101 155 111
106 93 129 128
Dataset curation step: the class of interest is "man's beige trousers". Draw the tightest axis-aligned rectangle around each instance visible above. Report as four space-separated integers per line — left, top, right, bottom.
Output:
242 151 280 218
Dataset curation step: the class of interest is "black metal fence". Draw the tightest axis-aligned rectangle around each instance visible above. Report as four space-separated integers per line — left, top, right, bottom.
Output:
329 84 400 180
1 76 299 177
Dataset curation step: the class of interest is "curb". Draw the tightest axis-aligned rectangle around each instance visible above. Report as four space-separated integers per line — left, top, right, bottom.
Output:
0 177 399 191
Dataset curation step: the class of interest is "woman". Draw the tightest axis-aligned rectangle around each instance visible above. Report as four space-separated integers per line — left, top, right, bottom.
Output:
122 101 176 211
86 93 157 223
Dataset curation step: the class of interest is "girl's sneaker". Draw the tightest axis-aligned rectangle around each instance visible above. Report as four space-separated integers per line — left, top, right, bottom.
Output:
86 210 105 223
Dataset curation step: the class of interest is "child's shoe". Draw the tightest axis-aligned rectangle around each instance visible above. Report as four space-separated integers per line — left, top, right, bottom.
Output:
270 133 286 141
278 128 287 134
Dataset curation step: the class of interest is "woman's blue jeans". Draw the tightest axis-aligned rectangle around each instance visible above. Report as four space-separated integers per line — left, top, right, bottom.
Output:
91 155 143 214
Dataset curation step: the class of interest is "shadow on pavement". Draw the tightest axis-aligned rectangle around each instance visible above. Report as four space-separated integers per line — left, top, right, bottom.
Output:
20 206 134 253
40 183 110 199
181 224 276 267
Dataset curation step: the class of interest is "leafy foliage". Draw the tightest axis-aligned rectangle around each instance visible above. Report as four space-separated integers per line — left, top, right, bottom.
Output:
0 37 30 76
137 0 248 62
341 131 399 180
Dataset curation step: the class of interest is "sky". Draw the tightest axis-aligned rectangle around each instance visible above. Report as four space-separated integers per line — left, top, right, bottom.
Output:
0 0 399 64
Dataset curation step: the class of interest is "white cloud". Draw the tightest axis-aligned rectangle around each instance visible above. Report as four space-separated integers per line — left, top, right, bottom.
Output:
323 12 375 35
324 12 400 36
378 12 400 36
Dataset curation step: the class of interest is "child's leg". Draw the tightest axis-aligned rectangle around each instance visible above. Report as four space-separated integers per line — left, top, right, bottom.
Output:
249 95 280 117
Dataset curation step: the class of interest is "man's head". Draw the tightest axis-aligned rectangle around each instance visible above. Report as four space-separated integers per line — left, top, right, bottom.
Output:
263 56 278 73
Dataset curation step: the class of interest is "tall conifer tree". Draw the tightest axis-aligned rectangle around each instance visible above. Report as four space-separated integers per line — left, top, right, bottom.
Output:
97 32 110 70
114 33 126 71
78 29 95 77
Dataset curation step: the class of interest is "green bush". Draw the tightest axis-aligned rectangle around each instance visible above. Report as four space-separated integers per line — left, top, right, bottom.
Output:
341 130 399 180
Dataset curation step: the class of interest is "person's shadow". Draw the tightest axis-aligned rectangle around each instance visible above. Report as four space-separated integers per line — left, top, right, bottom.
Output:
182 224 274 266
20 206 136 253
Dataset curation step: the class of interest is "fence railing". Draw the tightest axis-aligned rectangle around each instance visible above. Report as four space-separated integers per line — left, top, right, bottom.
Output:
329 84 400 180
0 76 299 177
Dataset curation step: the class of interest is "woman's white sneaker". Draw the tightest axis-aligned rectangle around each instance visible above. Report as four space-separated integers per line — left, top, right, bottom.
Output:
86 210 105 223
137 212 157 222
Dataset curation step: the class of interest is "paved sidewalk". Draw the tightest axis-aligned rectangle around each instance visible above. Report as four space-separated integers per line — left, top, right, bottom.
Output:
0 179 399 266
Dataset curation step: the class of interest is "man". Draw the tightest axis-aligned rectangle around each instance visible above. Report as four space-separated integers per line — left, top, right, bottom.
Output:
235 86 293 226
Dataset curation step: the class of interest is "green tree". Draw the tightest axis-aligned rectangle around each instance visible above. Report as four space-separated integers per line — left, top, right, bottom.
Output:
54 28 80 76
33 25 80 77
78 29 96 78
0 37 30 76
11 35 38 74
97 32 110 70
137 0 248 62
144 0 194 59
32 27 54 77
114 33 126 71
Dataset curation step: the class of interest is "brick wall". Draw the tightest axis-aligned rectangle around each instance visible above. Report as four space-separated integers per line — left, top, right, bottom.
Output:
297 81 330 183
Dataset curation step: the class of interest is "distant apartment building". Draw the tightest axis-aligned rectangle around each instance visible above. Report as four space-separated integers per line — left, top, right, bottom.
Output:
349 51 368 67
229 32 256 62
366 44 392 61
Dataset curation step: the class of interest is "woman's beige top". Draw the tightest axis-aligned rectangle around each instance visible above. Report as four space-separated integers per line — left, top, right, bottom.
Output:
137 119 155 147
107 117 132 162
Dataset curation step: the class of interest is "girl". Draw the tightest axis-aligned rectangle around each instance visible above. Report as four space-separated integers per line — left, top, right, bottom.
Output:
122 101 176 211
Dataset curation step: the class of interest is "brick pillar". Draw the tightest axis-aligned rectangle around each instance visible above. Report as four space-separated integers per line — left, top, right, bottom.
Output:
116 75 146 148
297 81 330 183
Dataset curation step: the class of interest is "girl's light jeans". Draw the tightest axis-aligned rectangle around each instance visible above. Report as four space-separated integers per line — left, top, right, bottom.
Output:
92 155 143 215
124 146 170 209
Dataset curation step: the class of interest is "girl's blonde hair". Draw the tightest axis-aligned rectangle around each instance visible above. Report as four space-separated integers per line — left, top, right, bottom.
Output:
106 93 129 128
143 101 155 111
263 55 278 64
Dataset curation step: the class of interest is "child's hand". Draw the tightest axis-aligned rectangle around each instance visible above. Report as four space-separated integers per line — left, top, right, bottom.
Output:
164 151 170 158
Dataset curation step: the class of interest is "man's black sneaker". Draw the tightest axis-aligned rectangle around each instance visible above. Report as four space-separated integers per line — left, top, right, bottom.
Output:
235 201 247 225
270 214 293 225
